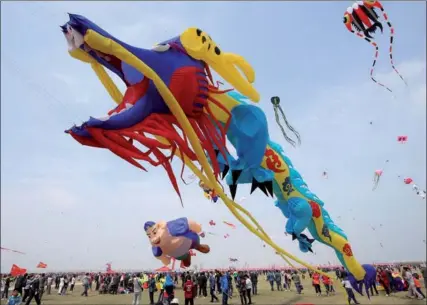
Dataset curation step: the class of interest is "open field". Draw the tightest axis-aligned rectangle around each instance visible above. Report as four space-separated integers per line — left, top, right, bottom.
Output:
3 278 425 305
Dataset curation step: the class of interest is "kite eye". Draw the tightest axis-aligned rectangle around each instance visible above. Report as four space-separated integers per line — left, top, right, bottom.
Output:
343 16 348 23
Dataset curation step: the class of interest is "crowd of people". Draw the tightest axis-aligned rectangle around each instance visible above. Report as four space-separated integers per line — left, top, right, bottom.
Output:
1 263 426 305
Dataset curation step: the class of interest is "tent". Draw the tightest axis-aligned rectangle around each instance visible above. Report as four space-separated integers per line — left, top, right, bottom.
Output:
155 265 172 272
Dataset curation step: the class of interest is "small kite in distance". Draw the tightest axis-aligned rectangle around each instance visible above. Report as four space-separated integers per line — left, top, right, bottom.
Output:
223 221 236 229
397 136 408 143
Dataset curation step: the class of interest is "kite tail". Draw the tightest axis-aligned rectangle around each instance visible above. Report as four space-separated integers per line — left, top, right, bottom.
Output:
367 38 393 93
273 105 301 147
353 31 393 93
379 8 408 86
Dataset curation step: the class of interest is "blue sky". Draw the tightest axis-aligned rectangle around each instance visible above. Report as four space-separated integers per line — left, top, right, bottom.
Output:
1 1 425 272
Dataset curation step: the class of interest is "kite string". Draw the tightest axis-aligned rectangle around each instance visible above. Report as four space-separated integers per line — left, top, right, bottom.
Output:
379 8 408 86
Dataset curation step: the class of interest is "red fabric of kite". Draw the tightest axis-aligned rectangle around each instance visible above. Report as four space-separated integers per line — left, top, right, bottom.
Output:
37 262 47 268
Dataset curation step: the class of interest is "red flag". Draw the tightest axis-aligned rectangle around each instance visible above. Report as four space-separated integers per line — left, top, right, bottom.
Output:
37 262 47 268
10 264 27 276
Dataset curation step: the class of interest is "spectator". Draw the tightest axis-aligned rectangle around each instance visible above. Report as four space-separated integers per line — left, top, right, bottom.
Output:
220 273 229 305
414 274 425 299
250 272 258 295
25 275 40 305
403 268 423 300
2 274 11 299
245 275 253 305
6 289 22 305
209 272 219 302
70 275 76 293
164 274 175 304
312 272 322 296
46 275 52 295
291 272 302 294
342 276 360 304
274 271 282 291
148 275 157 305
184 276 194 305
132 273 143 305
266 271 274 291
38 274 45 300
81 273 90 297
237 275 247 305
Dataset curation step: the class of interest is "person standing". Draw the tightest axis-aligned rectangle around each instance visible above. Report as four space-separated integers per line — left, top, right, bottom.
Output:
321 274 331 296
274 271 282 291
184 276 195 305
14 274 26 296
312 272 322 296
220 273 229 305
46 275 52 296
403 267 423 299
25 275 41 305
164 274 175 304
61 275 68 296
421 264 427 292
378 268 391 296
291 272 302 294
95 273 100 291
22 275 32 302
54 276 60 290
209 272 219 302
215 271 222 294
148 275 156 305
267 271 274 291
342 276 360 304
132 273 143 305
200 272 208 298
245 275 253 305
249 272 258 295
81 273 90 297
70 275 76 293
237 274 247 305
38 274 45 301
2 274 11 299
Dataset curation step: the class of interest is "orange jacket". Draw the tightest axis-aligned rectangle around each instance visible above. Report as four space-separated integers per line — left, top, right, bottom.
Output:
414 278 421 288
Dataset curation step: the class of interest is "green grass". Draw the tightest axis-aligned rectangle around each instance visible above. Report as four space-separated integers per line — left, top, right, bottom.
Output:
5 277 425 305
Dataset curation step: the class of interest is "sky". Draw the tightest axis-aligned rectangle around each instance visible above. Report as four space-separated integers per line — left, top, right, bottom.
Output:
1 1 426 272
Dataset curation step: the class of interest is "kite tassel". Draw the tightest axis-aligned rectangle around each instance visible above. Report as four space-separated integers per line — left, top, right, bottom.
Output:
273 105 301 147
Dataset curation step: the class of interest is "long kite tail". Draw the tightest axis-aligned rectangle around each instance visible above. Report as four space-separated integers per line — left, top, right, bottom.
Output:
378 7 408 86
352 31 393 93
272 104 301 147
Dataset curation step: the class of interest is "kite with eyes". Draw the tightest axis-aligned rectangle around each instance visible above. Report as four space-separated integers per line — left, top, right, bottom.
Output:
343 0 406 93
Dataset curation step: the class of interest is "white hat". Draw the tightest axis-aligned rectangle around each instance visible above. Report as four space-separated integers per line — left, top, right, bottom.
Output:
171 298 179 305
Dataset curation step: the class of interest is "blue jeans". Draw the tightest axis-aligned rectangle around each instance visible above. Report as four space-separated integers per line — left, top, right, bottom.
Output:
222 292 228 305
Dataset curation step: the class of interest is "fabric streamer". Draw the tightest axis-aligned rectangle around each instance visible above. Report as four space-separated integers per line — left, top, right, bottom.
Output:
271 96 301 147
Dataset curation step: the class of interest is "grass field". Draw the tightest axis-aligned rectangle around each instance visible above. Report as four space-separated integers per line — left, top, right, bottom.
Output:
4 278 425 305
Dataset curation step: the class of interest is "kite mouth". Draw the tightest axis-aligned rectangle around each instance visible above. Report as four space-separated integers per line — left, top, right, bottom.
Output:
61 14 128 86
365 22 383 37
152 237 161 245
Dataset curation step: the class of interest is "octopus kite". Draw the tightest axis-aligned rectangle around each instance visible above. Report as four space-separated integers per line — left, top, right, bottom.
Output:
372 169 383 190
62 14 375 294
343 0 407 93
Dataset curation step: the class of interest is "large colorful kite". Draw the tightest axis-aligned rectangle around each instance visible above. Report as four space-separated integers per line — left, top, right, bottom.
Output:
62 14 375 292
343 0 407 93
144 217 210 267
